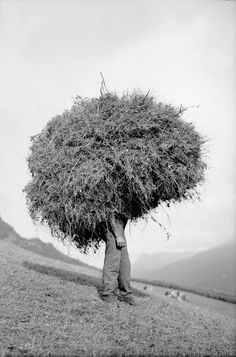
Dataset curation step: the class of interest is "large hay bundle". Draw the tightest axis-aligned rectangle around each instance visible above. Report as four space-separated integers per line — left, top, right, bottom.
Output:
24 92 206 252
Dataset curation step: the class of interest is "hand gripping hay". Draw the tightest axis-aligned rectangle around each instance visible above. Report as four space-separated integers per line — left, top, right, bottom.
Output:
24 92 206 252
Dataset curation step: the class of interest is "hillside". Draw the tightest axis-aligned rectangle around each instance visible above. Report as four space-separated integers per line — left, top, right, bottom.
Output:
132 251 196 278
0 215 93 269
137 240 236 295
0 215 22 241
0 240 235 357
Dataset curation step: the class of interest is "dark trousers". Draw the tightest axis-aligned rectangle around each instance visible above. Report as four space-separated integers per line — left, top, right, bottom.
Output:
102 230 132 296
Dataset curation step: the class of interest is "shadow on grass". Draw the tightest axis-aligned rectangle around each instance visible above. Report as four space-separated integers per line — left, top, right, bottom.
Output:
22 261 147 298
1 348 157 357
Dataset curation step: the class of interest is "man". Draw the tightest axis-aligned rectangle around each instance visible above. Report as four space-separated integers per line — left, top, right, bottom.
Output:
101 216 136 305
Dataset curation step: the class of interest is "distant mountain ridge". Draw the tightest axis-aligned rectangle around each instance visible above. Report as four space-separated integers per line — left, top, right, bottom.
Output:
133 240 236 295
0 215 94 268
132 251 196 278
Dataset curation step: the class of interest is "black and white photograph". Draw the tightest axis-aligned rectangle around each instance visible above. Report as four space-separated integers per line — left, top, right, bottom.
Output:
0 0 235 356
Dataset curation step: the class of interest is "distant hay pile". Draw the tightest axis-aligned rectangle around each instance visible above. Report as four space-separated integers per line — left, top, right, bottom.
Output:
24 91 206 252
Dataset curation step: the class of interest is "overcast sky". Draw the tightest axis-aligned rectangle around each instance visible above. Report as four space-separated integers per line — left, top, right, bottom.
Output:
0 0 235 268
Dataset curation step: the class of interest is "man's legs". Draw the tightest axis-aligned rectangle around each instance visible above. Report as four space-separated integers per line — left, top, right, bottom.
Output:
101 217 134 304
102 230 121 297
117 239 136 305
118 241 132 296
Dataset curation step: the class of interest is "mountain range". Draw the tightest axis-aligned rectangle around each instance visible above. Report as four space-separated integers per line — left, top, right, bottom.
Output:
132 251 196 277
133 240 236 295
0 215 93 268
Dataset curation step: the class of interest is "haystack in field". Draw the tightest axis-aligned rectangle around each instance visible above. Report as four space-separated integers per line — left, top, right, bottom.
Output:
24 91 206 252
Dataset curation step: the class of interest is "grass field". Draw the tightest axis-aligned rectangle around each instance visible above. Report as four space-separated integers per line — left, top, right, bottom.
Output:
132 282 236 320
0 241 235 357
132 278 236 304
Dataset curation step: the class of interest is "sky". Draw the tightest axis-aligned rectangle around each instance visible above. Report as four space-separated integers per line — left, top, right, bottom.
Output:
0 0 235 268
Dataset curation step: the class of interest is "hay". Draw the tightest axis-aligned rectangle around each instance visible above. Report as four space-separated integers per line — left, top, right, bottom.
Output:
24 91 207 252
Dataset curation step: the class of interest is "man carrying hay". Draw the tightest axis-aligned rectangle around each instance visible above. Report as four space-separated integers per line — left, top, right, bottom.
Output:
24 91 206 306
101 216 135 305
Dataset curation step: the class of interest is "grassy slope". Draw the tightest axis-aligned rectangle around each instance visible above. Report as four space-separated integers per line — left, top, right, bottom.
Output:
131 277 236 304
0 241 235 357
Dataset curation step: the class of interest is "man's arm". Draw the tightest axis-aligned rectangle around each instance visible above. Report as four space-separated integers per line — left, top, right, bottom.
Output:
111 217 126 248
